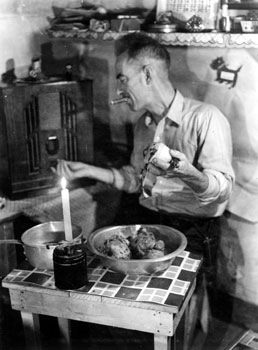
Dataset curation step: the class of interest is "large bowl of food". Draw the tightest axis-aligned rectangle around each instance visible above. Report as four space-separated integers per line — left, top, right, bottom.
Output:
87 225 187 275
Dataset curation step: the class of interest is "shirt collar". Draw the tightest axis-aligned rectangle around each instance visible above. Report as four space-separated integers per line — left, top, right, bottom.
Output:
153 90 184 143
165 90 184 126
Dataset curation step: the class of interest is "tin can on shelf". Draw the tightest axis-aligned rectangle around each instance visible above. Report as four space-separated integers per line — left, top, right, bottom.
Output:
232 16 246 32
53 242 88 290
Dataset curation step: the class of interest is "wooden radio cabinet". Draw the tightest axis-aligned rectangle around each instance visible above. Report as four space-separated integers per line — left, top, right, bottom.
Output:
0 80 93 198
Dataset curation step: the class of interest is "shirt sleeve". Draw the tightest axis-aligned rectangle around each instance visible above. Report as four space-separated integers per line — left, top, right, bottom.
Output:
111 165 142 193
112 113 155 194
194 169 234 206
191 104 235 205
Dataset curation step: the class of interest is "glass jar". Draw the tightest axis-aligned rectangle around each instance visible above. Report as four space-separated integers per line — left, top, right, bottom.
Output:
53 242 88 290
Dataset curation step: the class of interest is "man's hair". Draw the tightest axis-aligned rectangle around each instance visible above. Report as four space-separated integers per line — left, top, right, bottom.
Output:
115 32 170 71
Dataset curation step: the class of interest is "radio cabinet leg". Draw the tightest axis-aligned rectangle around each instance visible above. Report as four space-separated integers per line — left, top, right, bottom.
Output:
0 219 17 276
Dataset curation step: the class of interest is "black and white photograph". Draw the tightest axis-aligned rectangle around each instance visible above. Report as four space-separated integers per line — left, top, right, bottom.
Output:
0 1 258 349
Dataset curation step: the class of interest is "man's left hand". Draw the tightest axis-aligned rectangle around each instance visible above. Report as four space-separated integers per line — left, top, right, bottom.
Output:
148 149 192 177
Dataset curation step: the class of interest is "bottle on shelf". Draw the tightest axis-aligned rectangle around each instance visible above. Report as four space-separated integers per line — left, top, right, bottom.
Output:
220 0 231 32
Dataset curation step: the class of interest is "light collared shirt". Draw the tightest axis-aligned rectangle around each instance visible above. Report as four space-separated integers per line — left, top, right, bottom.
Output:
114 90 235 217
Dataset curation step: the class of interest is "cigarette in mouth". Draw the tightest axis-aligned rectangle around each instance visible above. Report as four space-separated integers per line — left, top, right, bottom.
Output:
110 97 129 105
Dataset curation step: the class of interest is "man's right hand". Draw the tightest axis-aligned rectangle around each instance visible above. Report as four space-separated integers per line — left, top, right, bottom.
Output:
51 160 117 187
51 159 94 181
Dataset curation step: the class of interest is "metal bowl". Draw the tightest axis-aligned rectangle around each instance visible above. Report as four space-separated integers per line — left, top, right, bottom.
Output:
87 225 187 275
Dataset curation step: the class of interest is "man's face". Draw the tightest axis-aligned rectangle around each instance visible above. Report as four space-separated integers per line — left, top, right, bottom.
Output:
115 54 148 112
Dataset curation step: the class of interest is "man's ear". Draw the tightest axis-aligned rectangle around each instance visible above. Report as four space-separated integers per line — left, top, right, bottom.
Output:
143 65 152 84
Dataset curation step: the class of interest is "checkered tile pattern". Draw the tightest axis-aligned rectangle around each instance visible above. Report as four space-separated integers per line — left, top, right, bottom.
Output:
230 330 258 350
3 250 201 309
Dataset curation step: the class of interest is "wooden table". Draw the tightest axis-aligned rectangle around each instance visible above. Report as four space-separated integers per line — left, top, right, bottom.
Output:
2 251 201 350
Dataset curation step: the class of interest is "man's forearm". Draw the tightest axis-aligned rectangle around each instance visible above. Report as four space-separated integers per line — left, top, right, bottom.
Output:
87 165 114 185
88 165 126 190
89 164 140 193
181 167 209 194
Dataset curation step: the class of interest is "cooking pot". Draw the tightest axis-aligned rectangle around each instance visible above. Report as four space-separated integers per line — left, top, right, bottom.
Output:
0 221 82 270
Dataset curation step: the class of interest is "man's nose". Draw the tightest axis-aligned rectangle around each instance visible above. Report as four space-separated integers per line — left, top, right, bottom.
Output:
116 87 123 96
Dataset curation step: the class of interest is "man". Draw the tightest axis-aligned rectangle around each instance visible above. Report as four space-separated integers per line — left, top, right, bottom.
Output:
54 33 234 285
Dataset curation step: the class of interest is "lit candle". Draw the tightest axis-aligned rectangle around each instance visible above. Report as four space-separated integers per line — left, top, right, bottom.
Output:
61 177 73 241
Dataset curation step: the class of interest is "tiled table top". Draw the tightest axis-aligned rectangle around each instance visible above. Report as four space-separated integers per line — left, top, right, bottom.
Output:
3 250 202 312
228 329 258 350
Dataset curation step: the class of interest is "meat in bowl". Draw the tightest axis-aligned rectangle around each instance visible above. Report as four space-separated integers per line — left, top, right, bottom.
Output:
98 226 166 260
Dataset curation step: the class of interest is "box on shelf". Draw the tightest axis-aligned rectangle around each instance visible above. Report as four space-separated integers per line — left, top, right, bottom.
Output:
110 17 143 32
241 20 258 32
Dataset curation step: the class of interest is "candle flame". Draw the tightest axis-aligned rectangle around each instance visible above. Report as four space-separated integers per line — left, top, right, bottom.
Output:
61 177 67 190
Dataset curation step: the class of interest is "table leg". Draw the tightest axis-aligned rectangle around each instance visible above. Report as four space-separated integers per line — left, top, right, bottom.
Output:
183 277 209 350
154 334 172 350
57 317 71 347
20 311 41 350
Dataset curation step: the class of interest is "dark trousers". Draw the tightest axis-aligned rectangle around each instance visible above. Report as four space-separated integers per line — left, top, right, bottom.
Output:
131 203 220 287
159 213 220 288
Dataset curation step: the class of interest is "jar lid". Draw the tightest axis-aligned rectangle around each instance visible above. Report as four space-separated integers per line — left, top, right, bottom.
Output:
53 243 86 262
233 16 246 23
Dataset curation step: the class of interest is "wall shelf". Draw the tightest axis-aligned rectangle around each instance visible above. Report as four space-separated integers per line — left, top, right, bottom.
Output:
47 29 258 49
